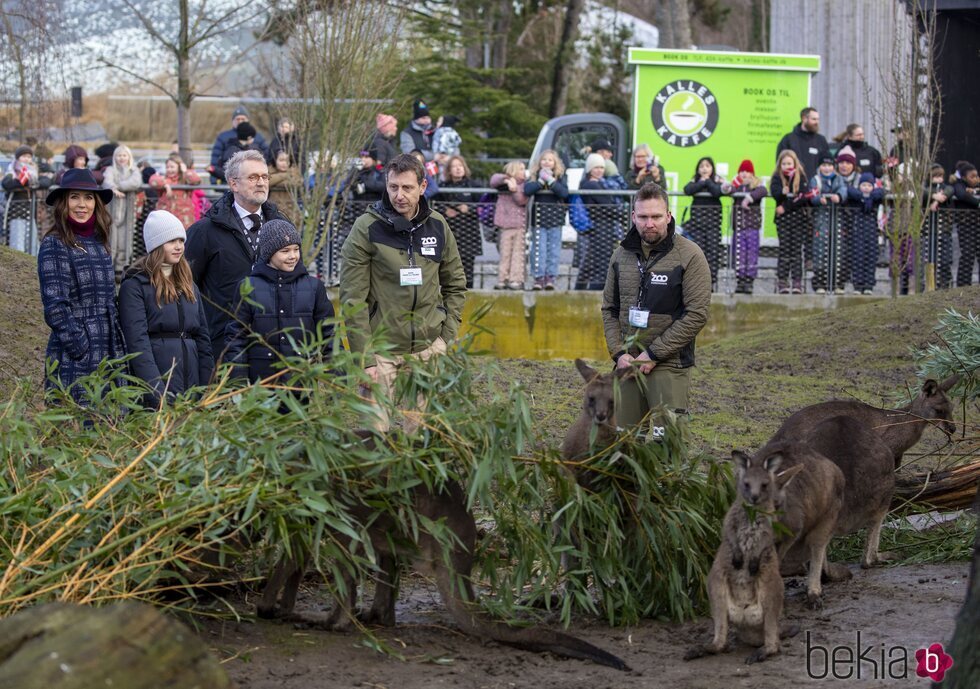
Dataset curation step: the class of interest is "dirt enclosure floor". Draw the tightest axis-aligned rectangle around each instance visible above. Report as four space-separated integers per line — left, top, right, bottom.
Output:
202 562 967 688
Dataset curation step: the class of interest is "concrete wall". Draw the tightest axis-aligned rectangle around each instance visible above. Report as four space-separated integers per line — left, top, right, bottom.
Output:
770 0 913 153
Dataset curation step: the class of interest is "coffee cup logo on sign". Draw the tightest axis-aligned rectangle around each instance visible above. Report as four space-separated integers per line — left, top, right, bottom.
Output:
651 80 720 148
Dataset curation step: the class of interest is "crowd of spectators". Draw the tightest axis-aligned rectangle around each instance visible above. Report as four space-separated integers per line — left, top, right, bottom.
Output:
3 102 978 294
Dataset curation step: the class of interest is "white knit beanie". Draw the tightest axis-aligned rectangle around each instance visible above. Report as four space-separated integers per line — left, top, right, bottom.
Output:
143 210 187 254
585 153 605 175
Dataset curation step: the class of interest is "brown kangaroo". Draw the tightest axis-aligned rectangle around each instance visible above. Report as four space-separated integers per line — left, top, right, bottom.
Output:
772 376 958 572
772 376 958 467
257 434 629 671
753 439 847 606
560 359 625 471
686 451 803 664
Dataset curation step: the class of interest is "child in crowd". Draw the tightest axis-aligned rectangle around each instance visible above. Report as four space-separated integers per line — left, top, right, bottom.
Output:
576 153 623 291
770 150 810 294
950 161 980 286
149 154 202 229
490 160 529 290
834 147 860 293
730 159 767 294
683 156 728 290
923 164 954 289
433 115 462 162
809 155 847 293
846 172 884 295
346 147 386 206
524 149 569 290
225 219 335 384
118 210 214 407
409 149 440 199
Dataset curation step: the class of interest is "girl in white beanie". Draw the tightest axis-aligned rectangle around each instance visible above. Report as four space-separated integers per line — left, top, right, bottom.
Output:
118 210 214 407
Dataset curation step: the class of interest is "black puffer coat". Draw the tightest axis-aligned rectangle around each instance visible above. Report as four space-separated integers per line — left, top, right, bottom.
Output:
185 191 287 357
118 268 214 405
224 260 334 383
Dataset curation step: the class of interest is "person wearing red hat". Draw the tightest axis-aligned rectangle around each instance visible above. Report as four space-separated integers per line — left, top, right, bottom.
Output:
37 168 124 405
730 159 768 294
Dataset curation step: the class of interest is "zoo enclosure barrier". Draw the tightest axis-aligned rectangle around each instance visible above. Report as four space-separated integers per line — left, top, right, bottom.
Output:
4 186 978 293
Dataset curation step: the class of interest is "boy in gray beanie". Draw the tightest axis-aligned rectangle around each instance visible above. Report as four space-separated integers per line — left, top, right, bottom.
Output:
225 219 335 385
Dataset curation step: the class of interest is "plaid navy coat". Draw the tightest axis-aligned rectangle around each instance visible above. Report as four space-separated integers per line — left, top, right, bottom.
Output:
38 233 125 403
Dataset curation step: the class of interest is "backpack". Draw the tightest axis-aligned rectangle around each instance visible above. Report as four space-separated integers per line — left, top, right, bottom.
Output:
477 192 495 225
569 195 591 233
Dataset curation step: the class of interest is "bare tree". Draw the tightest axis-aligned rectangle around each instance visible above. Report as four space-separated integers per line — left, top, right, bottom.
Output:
549 0 586 118
96 0 272 166
865 0 942 296
263 0 405 264
0 1 57 141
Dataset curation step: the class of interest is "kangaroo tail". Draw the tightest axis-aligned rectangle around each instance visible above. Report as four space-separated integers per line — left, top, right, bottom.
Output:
436 569 630 671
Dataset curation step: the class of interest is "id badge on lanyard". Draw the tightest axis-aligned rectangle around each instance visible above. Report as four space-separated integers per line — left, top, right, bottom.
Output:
629 307 650 328
400 266 423 287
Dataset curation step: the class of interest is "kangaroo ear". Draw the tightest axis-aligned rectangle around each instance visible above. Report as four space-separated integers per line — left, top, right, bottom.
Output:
922 379 939 396
939 373 961 392
731 450 750 471
763 453 783 473
575 358 597 382
776 463 805 489
614 365 636 381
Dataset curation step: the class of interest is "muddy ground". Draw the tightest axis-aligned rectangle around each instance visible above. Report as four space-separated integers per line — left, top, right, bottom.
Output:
202 561 967 688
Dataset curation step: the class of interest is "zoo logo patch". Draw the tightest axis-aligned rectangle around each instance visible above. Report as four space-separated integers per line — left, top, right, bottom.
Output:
651 80 719 148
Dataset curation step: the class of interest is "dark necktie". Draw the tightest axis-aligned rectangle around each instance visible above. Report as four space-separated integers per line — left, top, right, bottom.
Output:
246 213 262 252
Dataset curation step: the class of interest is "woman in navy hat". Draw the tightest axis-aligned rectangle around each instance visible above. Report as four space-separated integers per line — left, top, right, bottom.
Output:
37 168 125 405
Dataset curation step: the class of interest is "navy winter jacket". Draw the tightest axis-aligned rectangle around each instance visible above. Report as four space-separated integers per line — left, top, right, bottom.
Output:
225 260 335 383
524 174 570 228
118 268 214 406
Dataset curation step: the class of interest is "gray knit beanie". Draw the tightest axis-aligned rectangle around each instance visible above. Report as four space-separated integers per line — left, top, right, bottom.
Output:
142 210 187 254
258 219 302 264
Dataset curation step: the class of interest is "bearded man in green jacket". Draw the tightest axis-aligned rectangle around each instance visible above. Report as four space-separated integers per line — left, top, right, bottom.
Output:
340 153 466 431
601 182 711 435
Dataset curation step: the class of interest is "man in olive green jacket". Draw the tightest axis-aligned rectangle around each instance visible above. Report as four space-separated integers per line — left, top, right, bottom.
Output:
601 183 711 433
340 153 466 430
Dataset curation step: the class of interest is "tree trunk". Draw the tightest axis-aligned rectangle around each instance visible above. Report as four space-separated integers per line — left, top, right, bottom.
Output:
934 487 980 688
655 0 674 49
548 0 585 118
0 602 231 688
489 0 511 84
176 0 194 166
669 0 692 48
0 9 27 141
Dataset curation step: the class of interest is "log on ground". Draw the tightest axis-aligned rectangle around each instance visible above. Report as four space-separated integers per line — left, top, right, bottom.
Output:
0 601 231 689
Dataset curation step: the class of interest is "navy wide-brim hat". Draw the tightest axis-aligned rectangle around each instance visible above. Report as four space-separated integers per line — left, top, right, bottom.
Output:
46 168 115 206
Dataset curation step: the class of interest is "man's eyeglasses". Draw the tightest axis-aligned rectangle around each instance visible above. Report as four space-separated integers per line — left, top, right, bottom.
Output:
241 174 270 183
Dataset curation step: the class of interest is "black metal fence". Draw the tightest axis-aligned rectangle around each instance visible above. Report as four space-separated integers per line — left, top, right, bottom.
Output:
4 185 979 293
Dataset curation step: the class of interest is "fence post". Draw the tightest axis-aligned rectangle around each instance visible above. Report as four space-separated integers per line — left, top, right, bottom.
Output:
924 209 937 292
827 202 838 294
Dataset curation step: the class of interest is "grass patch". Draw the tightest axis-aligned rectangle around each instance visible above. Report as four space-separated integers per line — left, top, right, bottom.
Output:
829 512 977 566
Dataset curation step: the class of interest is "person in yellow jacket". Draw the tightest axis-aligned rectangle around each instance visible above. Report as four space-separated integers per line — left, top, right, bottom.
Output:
340 153 467 431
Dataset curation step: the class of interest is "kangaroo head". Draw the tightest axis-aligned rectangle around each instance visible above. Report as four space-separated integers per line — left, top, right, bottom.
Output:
575 358 617 427
912 375 958 435
731 449 782 507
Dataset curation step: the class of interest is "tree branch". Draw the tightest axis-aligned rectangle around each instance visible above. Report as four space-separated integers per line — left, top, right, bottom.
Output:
120 0 177 52
96 57 177 101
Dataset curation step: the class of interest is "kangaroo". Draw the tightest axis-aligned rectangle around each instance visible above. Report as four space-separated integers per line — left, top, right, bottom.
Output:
779 415 899 571
772 375 959 468
686 450 803 664
753 439 847 606
561 359 624 474
257 434 629 671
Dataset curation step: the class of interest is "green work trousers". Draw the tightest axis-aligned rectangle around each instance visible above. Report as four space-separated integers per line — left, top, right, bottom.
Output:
615 365 691 433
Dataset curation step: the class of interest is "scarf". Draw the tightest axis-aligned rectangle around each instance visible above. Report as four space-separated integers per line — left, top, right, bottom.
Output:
67 214 96 238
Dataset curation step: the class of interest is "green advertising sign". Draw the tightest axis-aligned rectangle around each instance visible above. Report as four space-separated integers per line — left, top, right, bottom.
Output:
628 49 820 241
